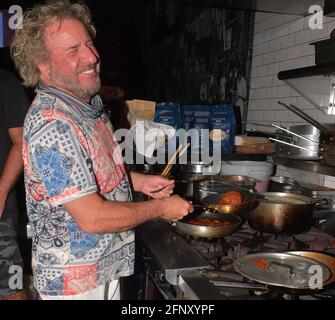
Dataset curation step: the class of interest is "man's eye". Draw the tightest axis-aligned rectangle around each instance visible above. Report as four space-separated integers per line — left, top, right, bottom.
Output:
67 49 77 54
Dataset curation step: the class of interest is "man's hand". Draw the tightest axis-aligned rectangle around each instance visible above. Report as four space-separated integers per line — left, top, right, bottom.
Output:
159 195 194 221
0 190 7 219
130 172 175 198
141 175 175 199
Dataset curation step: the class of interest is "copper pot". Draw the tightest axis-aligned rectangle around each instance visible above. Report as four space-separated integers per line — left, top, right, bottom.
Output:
247 192 315 234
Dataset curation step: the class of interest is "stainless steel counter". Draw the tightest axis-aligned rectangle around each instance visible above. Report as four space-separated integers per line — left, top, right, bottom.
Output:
273 157 335 177
136 219 210 285
136 219 224 299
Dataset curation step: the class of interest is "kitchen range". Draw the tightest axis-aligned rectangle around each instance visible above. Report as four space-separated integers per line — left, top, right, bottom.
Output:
134 172 335 301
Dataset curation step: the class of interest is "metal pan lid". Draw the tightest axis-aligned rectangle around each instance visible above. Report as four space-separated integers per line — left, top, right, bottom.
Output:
233 252 331 289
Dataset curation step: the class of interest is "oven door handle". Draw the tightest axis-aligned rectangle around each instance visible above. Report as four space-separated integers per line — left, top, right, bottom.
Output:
209 280 268 291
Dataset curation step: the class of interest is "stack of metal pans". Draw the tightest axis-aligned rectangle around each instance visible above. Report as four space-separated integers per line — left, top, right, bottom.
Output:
268 176 313 198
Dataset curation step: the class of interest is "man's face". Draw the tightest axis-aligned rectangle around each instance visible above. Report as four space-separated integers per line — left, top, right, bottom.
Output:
40 17 101 102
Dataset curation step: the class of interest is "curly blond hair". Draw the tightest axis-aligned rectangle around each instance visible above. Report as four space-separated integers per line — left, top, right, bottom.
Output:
10 0 96 87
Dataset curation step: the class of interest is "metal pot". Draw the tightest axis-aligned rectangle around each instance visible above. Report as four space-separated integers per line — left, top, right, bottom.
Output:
174 175 257 200
176 161 221 175
247 192 315 234
174 179 196 199
273 124 320 160
268 176 313 198
174 210 242 238
173 175 209 199
193 176 256 201
247 122 320 160
279 101 335 148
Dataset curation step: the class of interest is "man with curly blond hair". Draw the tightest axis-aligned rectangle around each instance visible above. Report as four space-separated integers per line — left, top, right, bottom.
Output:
11 0 192 300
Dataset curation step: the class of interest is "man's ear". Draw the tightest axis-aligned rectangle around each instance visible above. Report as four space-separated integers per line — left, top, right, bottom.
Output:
37 60 50 83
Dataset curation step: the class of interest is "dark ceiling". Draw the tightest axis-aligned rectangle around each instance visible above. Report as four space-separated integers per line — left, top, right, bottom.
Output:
0 0 149 10
2 0 335 16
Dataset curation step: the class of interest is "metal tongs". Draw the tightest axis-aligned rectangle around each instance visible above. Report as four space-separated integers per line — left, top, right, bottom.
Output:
268 123 318 154
246 121 318 153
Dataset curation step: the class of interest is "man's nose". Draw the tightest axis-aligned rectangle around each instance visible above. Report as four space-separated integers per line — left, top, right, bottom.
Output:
82 45 100 65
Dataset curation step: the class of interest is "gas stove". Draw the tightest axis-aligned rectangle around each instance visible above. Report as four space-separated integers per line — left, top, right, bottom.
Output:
181 224 335 267
136 219 335 300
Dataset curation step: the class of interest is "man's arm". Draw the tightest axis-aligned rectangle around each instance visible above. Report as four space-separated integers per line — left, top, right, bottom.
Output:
62 193 192 234
0 127 24 217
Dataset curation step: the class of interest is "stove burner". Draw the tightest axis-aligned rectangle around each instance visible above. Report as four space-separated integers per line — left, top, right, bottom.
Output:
176 222 335 299
183 224 325 264
186 236 231 266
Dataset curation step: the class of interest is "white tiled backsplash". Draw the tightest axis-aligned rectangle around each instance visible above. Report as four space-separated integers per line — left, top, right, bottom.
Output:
248 12 335 188
248 11 335 129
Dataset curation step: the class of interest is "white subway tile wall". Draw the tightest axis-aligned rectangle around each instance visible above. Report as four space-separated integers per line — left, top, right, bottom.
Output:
248 12 335 128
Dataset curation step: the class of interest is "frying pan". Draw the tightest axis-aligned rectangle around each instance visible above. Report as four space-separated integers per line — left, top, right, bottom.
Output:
174 210 242 238
234 251 335 296
201 251 335 297
200 191 258 215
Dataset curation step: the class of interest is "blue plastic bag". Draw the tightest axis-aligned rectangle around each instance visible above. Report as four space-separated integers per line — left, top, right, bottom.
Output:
210 105 236 154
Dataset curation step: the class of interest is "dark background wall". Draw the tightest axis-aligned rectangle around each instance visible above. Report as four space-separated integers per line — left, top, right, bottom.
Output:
146 3 254 107
1 0 151 98
1 0 254 107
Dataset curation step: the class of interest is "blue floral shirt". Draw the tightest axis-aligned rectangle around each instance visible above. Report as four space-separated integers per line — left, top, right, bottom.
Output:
23 85 134 296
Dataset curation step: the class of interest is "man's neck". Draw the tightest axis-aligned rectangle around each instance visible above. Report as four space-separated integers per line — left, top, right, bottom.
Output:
39 80 91 103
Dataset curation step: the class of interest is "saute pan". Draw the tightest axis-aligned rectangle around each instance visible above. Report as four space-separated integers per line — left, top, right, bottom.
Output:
174 210 242 238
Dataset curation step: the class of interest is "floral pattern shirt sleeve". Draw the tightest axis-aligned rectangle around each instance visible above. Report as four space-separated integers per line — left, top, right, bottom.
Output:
27 118 98 205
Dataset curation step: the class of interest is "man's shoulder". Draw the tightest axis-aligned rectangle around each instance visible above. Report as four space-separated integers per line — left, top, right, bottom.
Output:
24 92 79 140
28 91 76 121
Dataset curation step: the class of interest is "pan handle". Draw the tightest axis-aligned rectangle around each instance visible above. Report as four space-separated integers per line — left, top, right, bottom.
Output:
271 123 319 145
197 189 219 195
311 198 330 208
278 101 330 134
269 137 318 153
245 122 275 128
192 204 219 213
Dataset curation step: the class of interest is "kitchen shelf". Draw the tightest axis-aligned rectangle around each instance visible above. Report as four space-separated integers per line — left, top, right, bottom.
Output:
277 64 335 80
273 157 335 177
220 153 267 161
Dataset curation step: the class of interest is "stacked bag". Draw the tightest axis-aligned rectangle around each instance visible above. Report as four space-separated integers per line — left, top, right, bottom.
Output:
154 102 236 155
